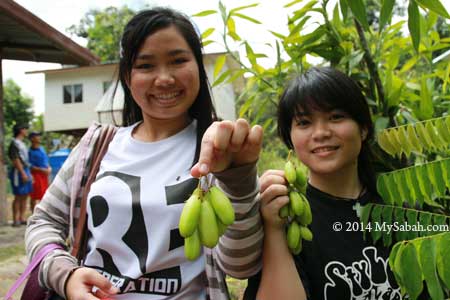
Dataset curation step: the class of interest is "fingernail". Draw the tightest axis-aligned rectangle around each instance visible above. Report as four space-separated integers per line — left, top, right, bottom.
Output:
200 163 209 174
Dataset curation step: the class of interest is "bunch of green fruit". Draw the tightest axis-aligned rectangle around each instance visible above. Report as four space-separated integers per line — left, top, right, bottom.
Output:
281 157 313 255
179 185 235 260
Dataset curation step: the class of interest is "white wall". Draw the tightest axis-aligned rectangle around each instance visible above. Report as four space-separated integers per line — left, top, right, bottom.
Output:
44 65 116 131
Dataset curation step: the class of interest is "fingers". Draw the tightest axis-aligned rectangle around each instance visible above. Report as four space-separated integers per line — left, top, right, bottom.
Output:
191 119 261 177
229 119 250 152
259 170 286 193
66 267 119 300
260 183 289 207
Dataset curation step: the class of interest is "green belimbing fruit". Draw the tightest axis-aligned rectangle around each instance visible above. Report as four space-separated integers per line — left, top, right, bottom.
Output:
180 181 236 260
289 191 304 216
198 198 219 248
280 153 313 255
287 221 301 250
208 186 235 226
179 188 202 238
184 228 201 261
284 160 297 184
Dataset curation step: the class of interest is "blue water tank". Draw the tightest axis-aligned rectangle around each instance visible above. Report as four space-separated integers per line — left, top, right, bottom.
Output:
48 148 71 181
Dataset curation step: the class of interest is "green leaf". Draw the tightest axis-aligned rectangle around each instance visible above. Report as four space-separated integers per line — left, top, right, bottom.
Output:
360 203 373 240
227 18 241 41
370 205 383 243
229 3 259 14
409 167 424 208
437 232 450 289
418 212 432 237
414 122 434 151
434 118 450 144
405 124 423 153
419 238 444 300
417 165 441 208
394 208 407 242
269 30 286 40
201 28 215 40
219 1 227 23
192 10 217 17
433 215 446 233
431 161 446 198
339 0 349 20
346 0 370 31
232 13 262 24
397 242 423 300
288 16 311 37
245 42 257 66
404 168 417 202
420 77 433 121
284 0 305 8
443 61 450 93
381 206 393 246
396 126 413 158
377 131 397 157
202 40 214 47
386 174 401 205
214 55 227 79
393 242 406 290
406 209 419 240
377 175 392 204
212 69 231 87
379 0 395 30
348 50 365 70
408 0 421 52
439 159 450 190
389 241 402 272
415 0 450 18
226 69 246 84
393 172 407 206
400 56 419 74
425 120 444 150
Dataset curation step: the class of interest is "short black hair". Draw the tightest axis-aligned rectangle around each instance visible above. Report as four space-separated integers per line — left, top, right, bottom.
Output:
13 124 28 137
277 67 377 195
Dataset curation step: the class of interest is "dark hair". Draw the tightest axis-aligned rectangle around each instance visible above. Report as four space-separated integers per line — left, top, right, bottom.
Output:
114 7 216 164
277 67 377 195
13 124 28 137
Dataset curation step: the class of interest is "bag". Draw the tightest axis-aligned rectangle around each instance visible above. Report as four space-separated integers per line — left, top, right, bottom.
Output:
4 124 117 300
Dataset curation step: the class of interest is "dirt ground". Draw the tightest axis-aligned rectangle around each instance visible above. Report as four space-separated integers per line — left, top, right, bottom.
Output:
0 195 30 300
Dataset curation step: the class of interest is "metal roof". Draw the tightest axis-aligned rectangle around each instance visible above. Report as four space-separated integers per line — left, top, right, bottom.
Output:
0 0 99 65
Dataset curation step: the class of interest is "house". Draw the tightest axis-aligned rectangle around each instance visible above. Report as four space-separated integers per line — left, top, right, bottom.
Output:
0 0 99 224
28 53 245 135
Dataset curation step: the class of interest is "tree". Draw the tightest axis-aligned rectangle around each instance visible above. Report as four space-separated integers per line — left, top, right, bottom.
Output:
3 79 34 138
67 6 136 62
194 0 450 297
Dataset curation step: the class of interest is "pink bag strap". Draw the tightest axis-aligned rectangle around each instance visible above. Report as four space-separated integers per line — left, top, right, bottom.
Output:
4 243 63 300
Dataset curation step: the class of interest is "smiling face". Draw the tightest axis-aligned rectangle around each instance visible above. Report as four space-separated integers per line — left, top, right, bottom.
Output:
291 108 366 178
128 25 200 127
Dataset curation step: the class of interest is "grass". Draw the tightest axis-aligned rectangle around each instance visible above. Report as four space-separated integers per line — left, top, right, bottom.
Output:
0 244 25 263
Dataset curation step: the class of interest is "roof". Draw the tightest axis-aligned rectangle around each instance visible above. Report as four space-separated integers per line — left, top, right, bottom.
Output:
0 0 99 65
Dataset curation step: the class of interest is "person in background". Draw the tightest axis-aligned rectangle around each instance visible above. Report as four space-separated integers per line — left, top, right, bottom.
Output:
8 123 32 226
28 131 51 212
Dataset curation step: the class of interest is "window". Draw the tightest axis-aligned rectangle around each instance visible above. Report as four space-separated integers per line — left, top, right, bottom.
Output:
103 81 112 93
63 84 83 103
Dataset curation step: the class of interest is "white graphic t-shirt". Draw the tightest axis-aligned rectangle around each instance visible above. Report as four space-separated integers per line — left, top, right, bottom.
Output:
84 120 206 300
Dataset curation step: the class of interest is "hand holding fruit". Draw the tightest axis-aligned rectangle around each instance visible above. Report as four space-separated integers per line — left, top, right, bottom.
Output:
179 184 235 261
190 119 263 178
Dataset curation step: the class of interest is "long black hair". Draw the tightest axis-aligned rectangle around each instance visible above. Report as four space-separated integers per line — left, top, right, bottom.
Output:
278 67 377 195
113 7 216 164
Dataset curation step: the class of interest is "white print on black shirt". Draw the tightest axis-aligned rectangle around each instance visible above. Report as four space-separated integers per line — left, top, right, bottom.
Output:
85 171 199 296
324 247 405 300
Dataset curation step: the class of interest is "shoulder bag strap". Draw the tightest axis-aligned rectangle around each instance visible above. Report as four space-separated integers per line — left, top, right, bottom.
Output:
71 124 117 260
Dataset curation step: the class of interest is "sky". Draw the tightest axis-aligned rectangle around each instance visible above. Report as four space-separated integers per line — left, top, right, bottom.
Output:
2 0 450 114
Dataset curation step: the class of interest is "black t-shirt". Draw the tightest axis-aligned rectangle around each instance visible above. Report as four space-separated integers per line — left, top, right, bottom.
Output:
244 184 405 300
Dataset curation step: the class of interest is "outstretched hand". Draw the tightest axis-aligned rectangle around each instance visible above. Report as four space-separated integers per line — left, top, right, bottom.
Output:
190 119 263 178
